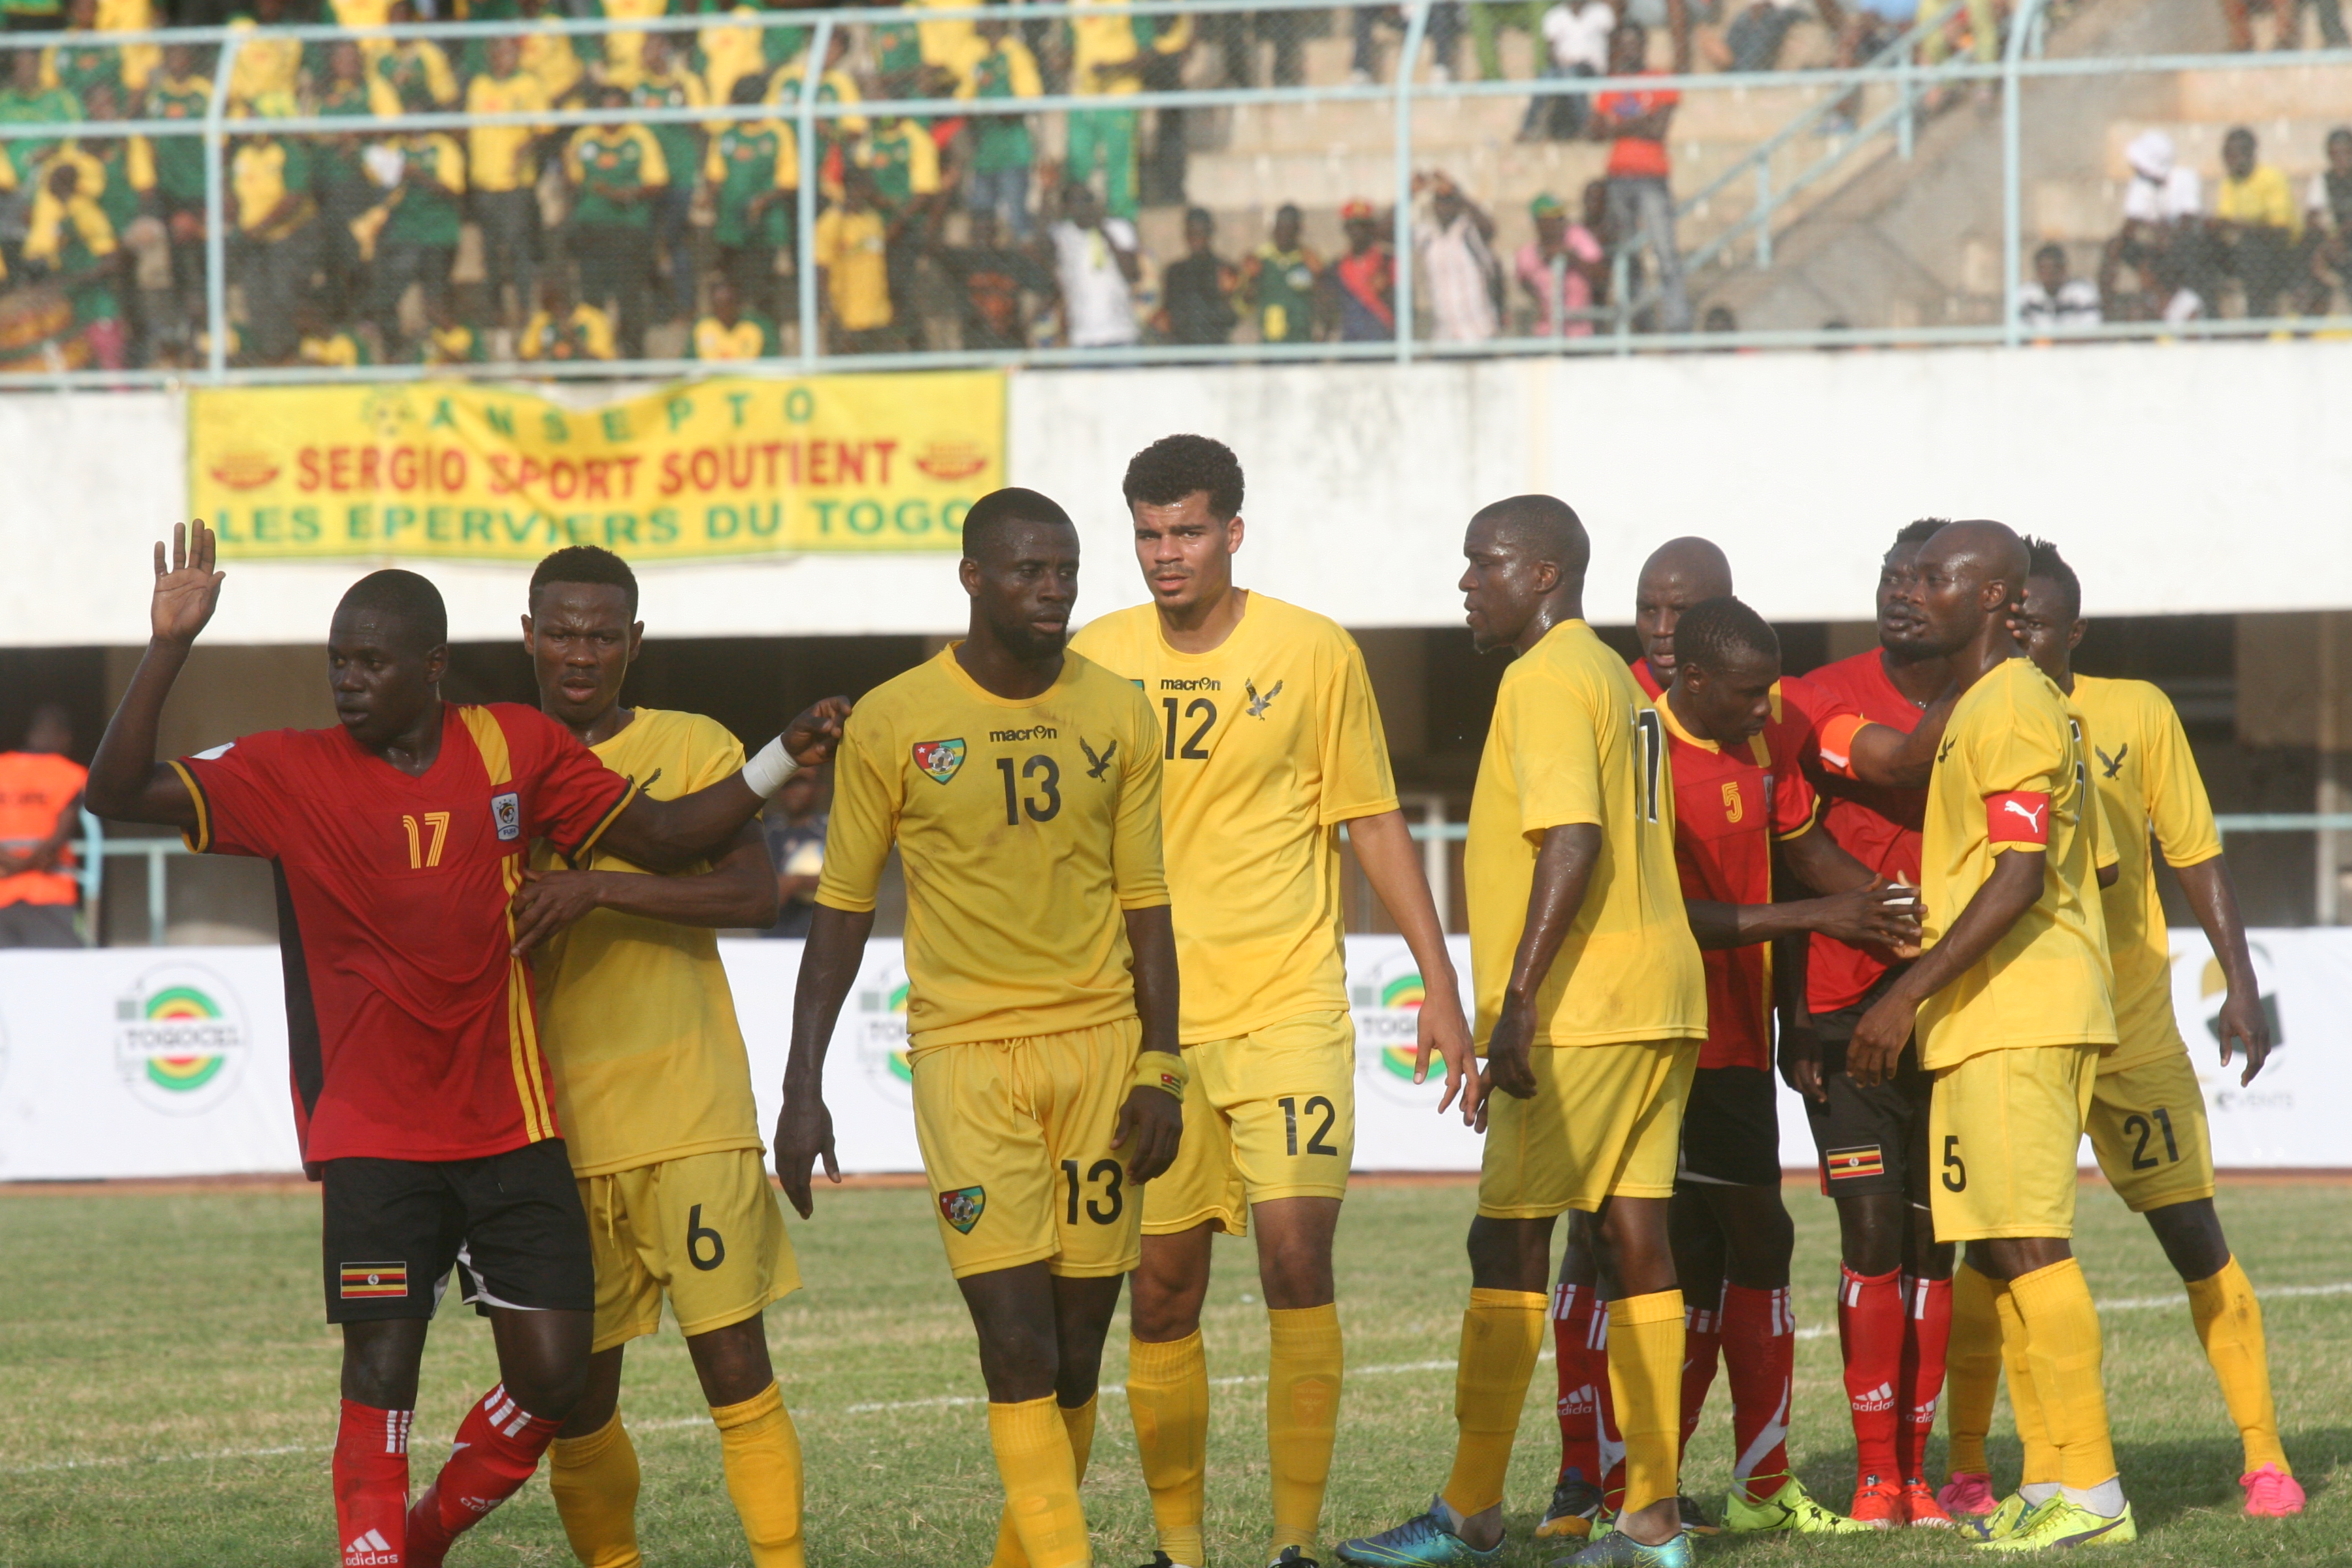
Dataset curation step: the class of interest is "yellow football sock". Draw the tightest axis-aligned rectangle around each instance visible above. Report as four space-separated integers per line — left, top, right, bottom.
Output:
1993 1274 2059 1486
990 1396 1102 1568
1126 1333 1208 1567
548 1409 644 1568
1944 1263 2002 1477
1267 1304 1345 1556
2009 1259 2117 1491
711 1382 805 1568
1440 1288 1546 1518
2187 1255 2289 1475
1605 1290 1686 1517
989 1396 1090 1568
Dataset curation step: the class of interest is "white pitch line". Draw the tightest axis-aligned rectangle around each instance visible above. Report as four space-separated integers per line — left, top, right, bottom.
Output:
14 1284 2351 1477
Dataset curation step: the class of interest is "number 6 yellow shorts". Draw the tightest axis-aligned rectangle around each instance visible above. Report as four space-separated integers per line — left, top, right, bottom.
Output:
1141 1010 1358 1239
909 1016 1145 1280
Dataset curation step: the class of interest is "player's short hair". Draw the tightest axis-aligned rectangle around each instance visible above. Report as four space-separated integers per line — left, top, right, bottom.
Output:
337 569 447 653
1123 434 1245 522
962 487 1075 560
1891 517 1947 551
530 544 639 617
1675 595 1778 676
2023 535 2081 620
1472 494 1589 578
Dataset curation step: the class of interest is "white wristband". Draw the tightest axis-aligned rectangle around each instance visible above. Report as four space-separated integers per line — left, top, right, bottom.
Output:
742 734 802 798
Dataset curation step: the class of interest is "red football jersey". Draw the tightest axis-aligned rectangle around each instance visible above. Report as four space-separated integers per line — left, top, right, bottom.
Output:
173 704 638 1166
1780 652 1930 1014
1634 659 1819 1069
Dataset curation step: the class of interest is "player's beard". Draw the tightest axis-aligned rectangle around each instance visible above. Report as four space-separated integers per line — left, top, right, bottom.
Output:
998 617 1070 663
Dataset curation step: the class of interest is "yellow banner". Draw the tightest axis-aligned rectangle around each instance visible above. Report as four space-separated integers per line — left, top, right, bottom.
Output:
187 372 1003 561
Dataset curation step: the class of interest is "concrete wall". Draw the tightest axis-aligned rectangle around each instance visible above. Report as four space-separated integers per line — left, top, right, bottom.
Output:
4 341 2348 648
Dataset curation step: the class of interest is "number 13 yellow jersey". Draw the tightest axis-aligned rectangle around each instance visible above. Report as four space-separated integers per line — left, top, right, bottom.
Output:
1465 619 1705 1049
817 645 1169 1048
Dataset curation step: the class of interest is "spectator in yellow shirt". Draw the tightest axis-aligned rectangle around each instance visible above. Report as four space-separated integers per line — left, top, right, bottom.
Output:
2213 125 2301 318
367 0 460 116
468 35 553 327
515 0 589 108
225 0 302 116
813 163 894 350
520 274 619 361
1064 0 1189 220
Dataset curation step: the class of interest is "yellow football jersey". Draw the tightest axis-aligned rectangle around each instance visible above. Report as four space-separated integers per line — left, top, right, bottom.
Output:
1464 620 1705 1049
1915 658 2117 1070
531 708 766 1176
1068 594 1399 1042
2072 674 2223 1073
817 647 1168 1049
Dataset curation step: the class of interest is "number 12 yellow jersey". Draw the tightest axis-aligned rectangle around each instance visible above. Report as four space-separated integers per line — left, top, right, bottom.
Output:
1069 593 1399 1042
816 645 1169 1049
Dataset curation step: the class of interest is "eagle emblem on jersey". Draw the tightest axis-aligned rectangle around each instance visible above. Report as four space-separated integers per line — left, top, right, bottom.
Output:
938 1186 986 1234
1245 679 1284 718
2097 743 2127 779
1080 737 1116 780
911 738 966 785
491 791 521 842
1720 781 1744 823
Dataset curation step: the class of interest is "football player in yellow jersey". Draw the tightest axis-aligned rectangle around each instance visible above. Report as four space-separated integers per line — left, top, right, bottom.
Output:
1846 521 2135 1553
777 489 1183 1568
508 546 813 1568
1927 537 2300 1520
1067 436 1475 1568
1341 496 1708 1568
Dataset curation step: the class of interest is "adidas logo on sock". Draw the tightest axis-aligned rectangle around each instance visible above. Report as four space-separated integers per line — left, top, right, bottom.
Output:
1852 1382 1895 1413
344 1527 399 1565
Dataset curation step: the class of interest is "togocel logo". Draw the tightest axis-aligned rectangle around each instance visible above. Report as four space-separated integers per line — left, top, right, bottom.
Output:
115 962 248 1114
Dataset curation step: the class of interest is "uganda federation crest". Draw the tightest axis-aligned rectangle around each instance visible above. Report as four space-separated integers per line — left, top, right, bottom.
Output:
912 738 966 785
938 1186 986 1234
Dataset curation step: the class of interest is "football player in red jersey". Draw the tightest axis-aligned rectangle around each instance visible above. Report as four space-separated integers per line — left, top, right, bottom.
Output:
84 521 847 1568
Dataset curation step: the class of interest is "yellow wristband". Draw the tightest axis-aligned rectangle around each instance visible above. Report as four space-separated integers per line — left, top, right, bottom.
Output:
1134 1049 1187 1100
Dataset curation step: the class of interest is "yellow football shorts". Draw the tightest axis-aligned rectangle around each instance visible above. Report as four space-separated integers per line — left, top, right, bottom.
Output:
578 1147 800 1354
909 1016 1145 1281
1142 1010 1356 1238
1927 1043 2100 1243
1477 1039 1699 1220
2087 1047 2217 1213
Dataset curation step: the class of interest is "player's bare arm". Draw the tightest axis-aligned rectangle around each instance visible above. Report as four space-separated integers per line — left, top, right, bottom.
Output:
1684 877 1917 951
1774 931 1829 1103
593 696 851 872
2174 855 2271 1083
774 900 875 1216
1480 821 1602 1120
1346 806 1478 1117
84 520 226 829
1846 846 2044 1087
1838 685 1959 789
1111 902 1184 1183
508 820 777 953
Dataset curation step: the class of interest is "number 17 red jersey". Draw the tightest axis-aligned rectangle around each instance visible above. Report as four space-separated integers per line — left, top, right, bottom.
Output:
172 704 636 1166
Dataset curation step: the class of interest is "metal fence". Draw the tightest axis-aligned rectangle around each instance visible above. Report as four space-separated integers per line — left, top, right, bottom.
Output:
0 0 2345 385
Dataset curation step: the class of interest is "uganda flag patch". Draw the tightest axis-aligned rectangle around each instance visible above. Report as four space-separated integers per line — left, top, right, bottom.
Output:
1825 1145 1886 1182
340 1262 410 1299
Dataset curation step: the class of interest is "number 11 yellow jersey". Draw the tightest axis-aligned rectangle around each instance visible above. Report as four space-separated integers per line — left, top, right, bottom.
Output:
816 645 1169 1049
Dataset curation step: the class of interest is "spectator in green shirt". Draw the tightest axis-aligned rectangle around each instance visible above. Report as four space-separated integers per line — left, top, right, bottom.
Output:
630 33 706 325
312 42 376 326
144 44 210 326
957 14 1041 240
366 131 466 359
706 75 796 318
564 86 669 357
691 273 780 358
42 0 122 107
1 48 80 215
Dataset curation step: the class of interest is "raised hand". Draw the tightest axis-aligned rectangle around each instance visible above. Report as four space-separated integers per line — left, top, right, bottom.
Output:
783 695 854 766
151 519 225 648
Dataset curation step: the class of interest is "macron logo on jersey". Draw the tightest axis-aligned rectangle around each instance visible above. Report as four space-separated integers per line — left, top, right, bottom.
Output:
1987 791 2052 845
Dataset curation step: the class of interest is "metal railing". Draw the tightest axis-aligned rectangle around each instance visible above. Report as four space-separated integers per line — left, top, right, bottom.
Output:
0 2 2345 386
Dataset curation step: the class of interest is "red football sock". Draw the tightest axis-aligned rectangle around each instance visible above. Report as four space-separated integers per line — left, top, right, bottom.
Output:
1678 1288 1724 1454
335 1399 412 1567
1722 1284 1795 1501
1839 1266 1904 1485
1552 1279 1604 1486
1594 1310 1627 1513
406 1384 562 1568
1896 1273 1954 1482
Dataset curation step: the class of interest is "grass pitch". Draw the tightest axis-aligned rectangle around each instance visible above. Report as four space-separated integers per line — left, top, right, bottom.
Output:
2 1177 2347 1567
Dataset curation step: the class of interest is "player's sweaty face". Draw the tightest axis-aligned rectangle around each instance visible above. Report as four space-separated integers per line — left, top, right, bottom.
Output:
1876 542 1932 654
1459 519 1547 655
528 582 638 728
1130 490 1236 612
2012 576 2074 683
969 521 1080 660
1681 649 1778 745
327 610 442 746
1909 537 2002 657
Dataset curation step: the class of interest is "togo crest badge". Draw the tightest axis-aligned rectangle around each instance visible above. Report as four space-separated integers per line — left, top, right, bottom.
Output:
938 1186 986 1235
912 738 966 785
491 791 522 842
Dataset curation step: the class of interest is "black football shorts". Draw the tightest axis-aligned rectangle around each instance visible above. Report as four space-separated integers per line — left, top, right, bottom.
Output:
1803 976 1933 1204
318 1138 594 1323
1675 1065 1784 1188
